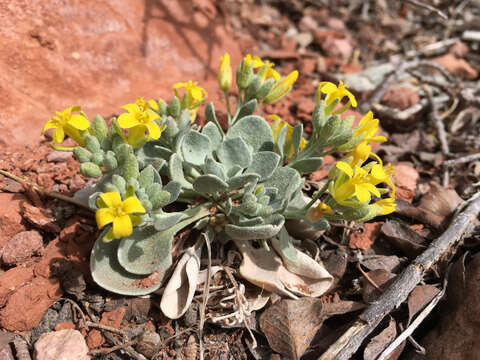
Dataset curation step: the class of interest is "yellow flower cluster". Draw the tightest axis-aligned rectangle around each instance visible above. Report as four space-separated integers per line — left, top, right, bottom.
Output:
42 105 90 146
174 80 208 122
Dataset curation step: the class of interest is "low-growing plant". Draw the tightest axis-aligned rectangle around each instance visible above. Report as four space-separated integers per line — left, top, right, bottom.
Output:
42 53 395 317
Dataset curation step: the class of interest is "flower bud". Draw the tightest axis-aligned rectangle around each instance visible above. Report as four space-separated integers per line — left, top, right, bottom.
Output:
80 162 102 178
218 53 232 92
263 70 298 104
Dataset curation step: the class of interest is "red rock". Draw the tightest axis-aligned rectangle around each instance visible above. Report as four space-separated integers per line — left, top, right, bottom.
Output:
297 99 316 120
432 54 478 80
0 266 34 306
54 322 76 331
321 37 353 63
393 162 419 202
20 203 60 233
449 41 469 58
349 222 383 250
0 277 62 331
1 230 43 266
381 86 420 111
0 193 27 249
300 57 316 74
33 329 89 360
0 346 15 360
299 15 318 32
46 151 73 163
341 61 362 74
86 329 105 350
309 155 336 181
326 18 346 31
100 307 126 329
0 0 241 148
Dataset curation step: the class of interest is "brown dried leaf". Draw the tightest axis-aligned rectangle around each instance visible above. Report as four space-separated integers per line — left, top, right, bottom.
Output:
381 220 427 258
259 298 324 360
408 285 440 323
362 269 396 303
364 317 397 360
395 199 445 229
418 182 464 218
362 255 401 273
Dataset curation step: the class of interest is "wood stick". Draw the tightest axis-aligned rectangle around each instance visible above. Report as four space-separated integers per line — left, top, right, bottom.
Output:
318 191 480 360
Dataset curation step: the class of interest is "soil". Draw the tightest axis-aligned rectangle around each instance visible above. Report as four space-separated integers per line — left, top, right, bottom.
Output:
1 0 480 359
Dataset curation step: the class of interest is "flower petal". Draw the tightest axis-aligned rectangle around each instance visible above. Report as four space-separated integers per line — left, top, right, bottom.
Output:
113 215 133 238
363 182 381 198
122 104 140 113
122 197 146 214
52 126 65 144
336 161 353 178
145 122 161 140
355 184 371 202
130 214 143 226
68 114 90 130
118 113 139 129
42 118 59 133
127 125 147 146
99 192 122 209
96 208 115 229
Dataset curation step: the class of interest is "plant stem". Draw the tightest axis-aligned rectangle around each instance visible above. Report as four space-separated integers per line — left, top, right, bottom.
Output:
224 90 232 127
303 180 331 211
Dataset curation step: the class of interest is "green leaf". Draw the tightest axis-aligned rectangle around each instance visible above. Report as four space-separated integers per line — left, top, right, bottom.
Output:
228 115 274 152
169 154 192 189
227 165 243 177
246 151 280 181
154 211 189 231
117 207 210 275
73 146 92 163
138 165 154 188
204 156 226 180
227 173 260 190
276 124 287 159
178 109 191 130
85 135 101 153
217 137 252 170
225 214 285 240
202 122 223 150
90 229 163 296
168 96 181 118
277 226 297 262
205 102 223 133
181 130 212 166
80 162 102 178
120 154 139 181
290 157 324 173
103 151 118 171
193 174 229 194
91 114 108 143
147 185 170 210
236 99 257 119
262 167 303 210
312 101 327 132
291 123 303 157
88 191 102 210
163 181 181 204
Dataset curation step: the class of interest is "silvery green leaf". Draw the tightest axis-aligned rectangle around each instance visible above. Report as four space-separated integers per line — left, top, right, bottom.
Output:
86 135 101 153
277 226 297 262
74 146 92 163
91 114 108 143
169 154 192 189
117 207 209 275
312 101 327 132
138 165 154 188
246 151 280 181
112 174 126 192
328 130 353 147
236 99 257 120
193 174 229 194
154 212 189 231
263 167 302 204
224 198 233 216
276 124 287 159
202 122 223 150
162 116 179 140
290 157 324 173
168 96 180 118
103 151 118 171
121 154 139 181
115 143 133 164
104 183 120 194
227 173 260 190
238 216 264 226
91 152 104 166
291 123 303 157
245 75 262 101
80 162 102 178
217 137 252 170
90 229 163 296
257 195 270 206
310 218 330 230
256 78 275 99
87 191 102 210
205 102 223 133
148 188 170 210
264 186 279 199
228 115 274 152
319 115 341 143
181 130 212 166
204 156 226 180
178 109 191 130
225 214 284 240
164 181 182 204
194 217 209 230
227 165 243 177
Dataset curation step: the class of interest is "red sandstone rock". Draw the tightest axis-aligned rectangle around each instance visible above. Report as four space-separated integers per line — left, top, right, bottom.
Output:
0 266 34 306
54 322 76 331
0 277 62 331
0 0 241 148
20 203 60 233
0 193 27 249
393 162 419 202
432 54 478 80
381 86 420 111
449 41 469 58
86 329 105 350
1 230 43 266
100 307 126 329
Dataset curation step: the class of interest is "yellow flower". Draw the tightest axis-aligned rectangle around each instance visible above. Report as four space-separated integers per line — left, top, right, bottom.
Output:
354 111 387 143
371 197 396 216
307 202 333 222
347 141 372 167
42 106 90 146
117 99 165 147
135 97 160 112
258 60 281 83
218 53 232 91
316 81 357 112
270 115 307 158
330 161 381 204
242 54 264 71
96 192 146 241
264 70 299 104
174 81 208 121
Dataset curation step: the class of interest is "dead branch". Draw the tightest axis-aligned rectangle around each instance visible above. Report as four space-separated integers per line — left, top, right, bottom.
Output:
444 152 480 166
404 0 448 20
318 191 480 360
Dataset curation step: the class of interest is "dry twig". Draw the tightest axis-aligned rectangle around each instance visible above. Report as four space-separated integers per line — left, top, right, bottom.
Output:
404 0 448 20
318 191 480 360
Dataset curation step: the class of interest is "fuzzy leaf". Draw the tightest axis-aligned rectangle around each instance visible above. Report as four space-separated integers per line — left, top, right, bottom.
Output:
103 151 118 171
203 156 226 180
228 115 274 152
91 114 108 143
277 125 287 159
236 99 257 119
178 109 191 130
246 151 280 181
164 181 182 204
181 130 211 166
86 135 101 153
138 165 154 188
291 124 303 157
154 212 189 231
148 185 170 209
80 162 102 178
74 146 92 163
290 157 324 173
193 174 229 194
277 227 297 262
121 154 139 181
263 167 303 207
225 214 285 240
169 154 192 189
205 102 223 133
227 173 260 190
202 122 223 150
217 137 252 170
